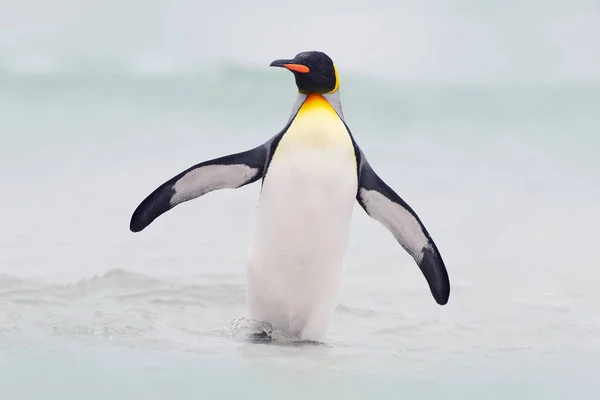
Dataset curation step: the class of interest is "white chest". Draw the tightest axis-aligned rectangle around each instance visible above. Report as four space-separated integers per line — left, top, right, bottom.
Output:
244 98 359 340
259 98 358 238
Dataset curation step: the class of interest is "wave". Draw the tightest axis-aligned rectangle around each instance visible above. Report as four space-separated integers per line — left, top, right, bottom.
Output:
0 268 245 306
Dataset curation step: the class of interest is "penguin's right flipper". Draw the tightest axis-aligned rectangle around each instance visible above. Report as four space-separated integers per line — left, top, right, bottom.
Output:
130 145 268 232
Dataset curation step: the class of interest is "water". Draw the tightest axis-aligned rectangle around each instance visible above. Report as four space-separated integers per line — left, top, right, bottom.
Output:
1 1 600 398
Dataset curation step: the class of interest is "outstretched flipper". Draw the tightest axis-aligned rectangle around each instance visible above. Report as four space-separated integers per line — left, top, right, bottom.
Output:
130 145 268 232
356 158 450 305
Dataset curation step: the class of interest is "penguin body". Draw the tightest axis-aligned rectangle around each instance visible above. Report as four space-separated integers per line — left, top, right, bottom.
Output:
129 51 450 342
246 93 357 340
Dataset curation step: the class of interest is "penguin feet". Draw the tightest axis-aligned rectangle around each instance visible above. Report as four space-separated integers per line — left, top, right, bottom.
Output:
246 330 273 344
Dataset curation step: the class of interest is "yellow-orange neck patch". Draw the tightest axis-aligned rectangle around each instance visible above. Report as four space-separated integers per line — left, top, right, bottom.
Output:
297 94 336 116
271 93 352 153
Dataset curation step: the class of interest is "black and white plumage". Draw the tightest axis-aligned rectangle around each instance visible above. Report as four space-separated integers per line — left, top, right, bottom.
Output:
129 50 450 341
130 146 268 233
355 154 450 305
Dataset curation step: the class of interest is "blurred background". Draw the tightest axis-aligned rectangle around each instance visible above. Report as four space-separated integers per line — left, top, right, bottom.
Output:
1 1 599 399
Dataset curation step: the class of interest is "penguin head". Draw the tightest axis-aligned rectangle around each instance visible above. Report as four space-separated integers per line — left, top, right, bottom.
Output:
270 51 339 94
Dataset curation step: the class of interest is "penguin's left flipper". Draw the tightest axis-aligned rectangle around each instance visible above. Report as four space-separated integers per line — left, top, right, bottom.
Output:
130 145 268 232
356 159 450 305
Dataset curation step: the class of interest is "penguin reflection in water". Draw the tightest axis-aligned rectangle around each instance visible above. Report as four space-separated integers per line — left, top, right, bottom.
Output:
129 51 450 343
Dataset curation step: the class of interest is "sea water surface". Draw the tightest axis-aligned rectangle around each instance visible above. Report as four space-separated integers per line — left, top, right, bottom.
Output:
1 1 600 399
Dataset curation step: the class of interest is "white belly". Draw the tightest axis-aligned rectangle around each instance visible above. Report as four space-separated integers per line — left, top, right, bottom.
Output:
245 102 357 341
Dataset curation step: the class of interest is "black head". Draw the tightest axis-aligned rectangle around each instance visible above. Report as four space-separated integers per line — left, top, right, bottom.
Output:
270 51 339 94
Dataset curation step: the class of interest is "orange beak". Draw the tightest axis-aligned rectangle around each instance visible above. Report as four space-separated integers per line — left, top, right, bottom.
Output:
270 59 310 73
282 64 310 73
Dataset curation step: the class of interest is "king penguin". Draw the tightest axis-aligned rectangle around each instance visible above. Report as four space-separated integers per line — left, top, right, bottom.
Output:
129 51 450 343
